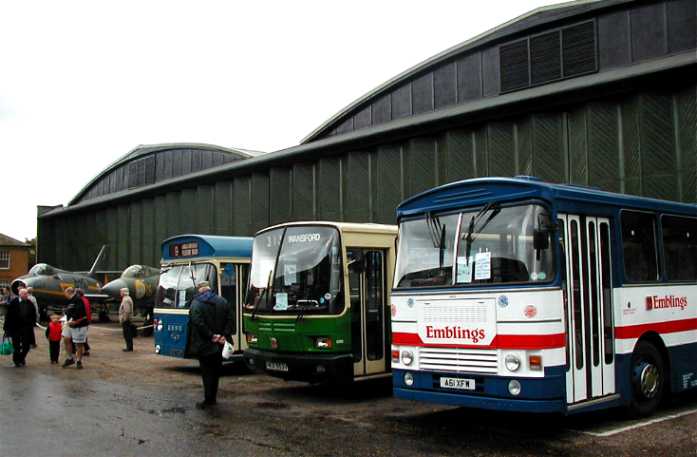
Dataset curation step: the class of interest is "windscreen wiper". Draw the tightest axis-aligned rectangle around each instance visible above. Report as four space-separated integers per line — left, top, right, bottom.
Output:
426 213 447 267
295 299 320 323
464 202 500 262
251 270 273 321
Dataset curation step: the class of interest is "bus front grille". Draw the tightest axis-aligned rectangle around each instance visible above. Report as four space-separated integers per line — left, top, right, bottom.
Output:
418 347 498 374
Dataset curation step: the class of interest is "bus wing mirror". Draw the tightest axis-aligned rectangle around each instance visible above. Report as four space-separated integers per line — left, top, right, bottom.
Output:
533 229 550 251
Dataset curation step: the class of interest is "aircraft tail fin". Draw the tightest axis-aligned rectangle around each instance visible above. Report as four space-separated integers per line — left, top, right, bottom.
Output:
89 245 108 276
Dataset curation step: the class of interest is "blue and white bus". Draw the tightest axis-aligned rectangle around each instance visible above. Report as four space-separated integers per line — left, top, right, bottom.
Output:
153 234 253 359
391 177 697 416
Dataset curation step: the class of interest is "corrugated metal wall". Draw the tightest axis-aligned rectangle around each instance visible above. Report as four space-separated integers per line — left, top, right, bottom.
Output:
38 83 696 271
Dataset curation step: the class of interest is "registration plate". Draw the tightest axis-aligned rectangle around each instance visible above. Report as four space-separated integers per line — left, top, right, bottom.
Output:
266 361 289 372
439 377 475 390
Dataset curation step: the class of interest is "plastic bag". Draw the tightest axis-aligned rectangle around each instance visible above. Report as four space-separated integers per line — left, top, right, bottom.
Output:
222 340 234 360
0 336 13 356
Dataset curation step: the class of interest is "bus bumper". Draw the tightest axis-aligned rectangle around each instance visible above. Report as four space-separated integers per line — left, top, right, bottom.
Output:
244 348 353 383
392 368 566 413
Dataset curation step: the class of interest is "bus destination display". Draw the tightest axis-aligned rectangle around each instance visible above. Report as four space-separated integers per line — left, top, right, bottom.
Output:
170 241 199 258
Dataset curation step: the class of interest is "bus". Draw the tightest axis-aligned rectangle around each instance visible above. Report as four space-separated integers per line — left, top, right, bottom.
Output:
243 222 397 384
153 234 252 359
391 176 697 416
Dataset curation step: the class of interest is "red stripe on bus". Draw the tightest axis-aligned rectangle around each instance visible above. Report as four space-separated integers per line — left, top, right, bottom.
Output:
614 318 697 339
391 332 565 349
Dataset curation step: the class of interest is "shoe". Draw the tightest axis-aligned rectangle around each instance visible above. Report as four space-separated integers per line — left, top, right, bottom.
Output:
76 361 83 369
62 359 75 368
84 352 90 356
195 401 216 410
122 348 133 352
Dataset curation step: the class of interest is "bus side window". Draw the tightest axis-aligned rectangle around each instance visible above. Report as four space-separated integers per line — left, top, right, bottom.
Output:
662 216 697 281
220 263 237 333
621 211 658 283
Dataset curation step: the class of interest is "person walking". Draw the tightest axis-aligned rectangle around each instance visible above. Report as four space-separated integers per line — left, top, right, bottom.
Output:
3 288 37 367
62 287 88 369
189 281 234 409
45 314 62 364
118 288 134 352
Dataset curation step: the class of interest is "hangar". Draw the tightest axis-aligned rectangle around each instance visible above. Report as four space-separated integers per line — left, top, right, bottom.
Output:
38 0 696 272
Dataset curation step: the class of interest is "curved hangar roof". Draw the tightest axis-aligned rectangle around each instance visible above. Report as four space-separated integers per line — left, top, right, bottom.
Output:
71 143 263 205
302 0 697 143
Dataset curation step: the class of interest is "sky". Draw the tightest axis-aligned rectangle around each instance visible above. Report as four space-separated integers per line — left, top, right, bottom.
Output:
1 0 559 242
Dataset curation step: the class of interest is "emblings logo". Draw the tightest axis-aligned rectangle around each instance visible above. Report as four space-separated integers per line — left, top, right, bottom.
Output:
646 295 688 311
426 326 486 343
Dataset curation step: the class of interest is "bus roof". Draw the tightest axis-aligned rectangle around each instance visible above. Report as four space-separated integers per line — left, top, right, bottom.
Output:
161 234 253 261
256 221 397 236
396 177 697 218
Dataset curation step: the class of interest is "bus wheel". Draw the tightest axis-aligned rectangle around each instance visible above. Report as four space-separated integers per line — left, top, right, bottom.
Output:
629 341 665 417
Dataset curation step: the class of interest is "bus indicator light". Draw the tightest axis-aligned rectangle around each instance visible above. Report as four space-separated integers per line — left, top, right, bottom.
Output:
270 337 279 349
391 304 397 317
529 355 542 371
392 349 400 363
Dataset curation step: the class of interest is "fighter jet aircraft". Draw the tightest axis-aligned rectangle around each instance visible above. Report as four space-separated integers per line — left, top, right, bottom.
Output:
10 246 110 318
101 264 160 307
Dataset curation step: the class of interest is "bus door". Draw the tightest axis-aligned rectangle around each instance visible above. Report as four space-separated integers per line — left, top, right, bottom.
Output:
219 262 249 352
560 215 615 405
348 248 388 377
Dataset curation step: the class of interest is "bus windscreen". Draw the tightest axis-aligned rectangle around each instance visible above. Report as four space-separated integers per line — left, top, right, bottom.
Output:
395 204 555 288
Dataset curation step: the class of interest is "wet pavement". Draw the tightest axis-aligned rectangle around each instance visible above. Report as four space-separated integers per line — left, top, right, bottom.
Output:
1 324 697 457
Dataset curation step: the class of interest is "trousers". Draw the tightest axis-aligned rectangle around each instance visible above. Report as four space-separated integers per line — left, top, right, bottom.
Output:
122 321 134 350
49 340 60 362
198 349 223 404
11 327 33 366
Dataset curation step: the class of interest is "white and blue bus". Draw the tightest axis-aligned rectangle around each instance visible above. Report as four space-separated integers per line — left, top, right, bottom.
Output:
153 234 252 359
391 177 697 416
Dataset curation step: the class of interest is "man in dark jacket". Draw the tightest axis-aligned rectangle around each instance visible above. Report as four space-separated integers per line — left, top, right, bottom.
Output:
3 288 37 367
189 281 234 409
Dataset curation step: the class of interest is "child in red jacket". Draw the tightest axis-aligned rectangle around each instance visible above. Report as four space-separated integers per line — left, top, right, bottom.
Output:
45 314 62 364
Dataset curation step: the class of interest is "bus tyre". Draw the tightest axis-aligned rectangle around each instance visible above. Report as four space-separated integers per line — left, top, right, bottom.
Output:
629 341 665 417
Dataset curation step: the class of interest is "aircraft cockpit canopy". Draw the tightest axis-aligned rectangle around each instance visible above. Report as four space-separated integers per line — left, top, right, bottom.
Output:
122 265 159 278
122 265 145 278
29 263 56 276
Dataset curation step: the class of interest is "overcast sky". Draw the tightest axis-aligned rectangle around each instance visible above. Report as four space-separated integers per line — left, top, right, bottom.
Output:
1 0 558 242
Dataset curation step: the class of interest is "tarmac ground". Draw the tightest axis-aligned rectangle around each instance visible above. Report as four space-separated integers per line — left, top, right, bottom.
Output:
1 324 696 457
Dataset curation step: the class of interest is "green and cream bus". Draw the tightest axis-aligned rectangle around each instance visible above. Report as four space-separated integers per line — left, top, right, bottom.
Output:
243 222 397 383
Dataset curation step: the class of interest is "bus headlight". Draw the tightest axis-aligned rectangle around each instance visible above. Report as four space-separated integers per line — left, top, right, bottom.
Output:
505 354 521 372
155 345 161 354
246 334 258 344
404 372 415 387
400 350 414 366
508 379 522 396
315 337 333 349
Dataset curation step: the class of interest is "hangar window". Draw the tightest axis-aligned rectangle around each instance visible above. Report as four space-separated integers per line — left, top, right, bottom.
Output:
662 215 697 281
127 156 156 189
0 250 9 269
500 20 597 94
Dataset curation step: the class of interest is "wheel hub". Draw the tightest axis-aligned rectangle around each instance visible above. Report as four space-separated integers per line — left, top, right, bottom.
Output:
638 363 659 399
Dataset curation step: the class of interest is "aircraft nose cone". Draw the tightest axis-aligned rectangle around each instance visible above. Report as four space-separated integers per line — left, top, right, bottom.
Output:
102 279 127 299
